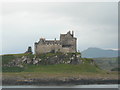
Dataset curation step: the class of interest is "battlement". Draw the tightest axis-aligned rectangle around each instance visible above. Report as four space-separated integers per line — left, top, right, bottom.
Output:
35 31 77 54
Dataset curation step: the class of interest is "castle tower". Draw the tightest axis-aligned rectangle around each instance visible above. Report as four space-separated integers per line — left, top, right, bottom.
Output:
35 31 77 54
60 31 77 53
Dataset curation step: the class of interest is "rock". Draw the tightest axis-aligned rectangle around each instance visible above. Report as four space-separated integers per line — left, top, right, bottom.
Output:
26 58 32 64
33 60 39 65
5 52 82 66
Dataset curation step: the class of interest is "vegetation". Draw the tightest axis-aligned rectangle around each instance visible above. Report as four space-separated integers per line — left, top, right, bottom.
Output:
1 53 118 73
2 53 34 65
2 61 102 73
111 67 120 71
1 53 118 80
1 53 102 73
2 64 118 80
2 55 15 65
93 57 118 71
23 64 103 74
2 66 24 72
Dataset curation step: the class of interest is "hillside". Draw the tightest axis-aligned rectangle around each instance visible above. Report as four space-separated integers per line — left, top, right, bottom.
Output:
1 53 118 85
93 57 119 71
2 53 98 73
81 47 118 58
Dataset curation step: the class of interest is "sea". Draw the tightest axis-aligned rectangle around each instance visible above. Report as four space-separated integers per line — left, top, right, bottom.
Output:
1 84 119 88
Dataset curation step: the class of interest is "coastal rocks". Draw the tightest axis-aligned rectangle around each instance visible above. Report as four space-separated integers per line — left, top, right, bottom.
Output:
4 53 83 67
2 76 118 85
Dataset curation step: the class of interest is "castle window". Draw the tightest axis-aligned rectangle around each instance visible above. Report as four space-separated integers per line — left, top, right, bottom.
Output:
62 45 71 47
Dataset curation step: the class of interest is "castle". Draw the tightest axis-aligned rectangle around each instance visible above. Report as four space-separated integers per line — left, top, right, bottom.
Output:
34 31 77 54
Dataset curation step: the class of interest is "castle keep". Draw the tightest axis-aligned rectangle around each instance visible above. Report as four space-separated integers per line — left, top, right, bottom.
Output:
35 31 77 54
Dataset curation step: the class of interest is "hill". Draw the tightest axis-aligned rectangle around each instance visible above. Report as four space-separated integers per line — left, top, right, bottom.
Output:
1 53 118 85
93 57 118 71
81 47 118 58
1 53 98 73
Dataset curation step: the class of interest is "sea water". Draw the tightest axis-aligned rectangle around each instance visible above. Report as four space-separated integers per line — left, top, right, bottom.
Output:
1 84 119 88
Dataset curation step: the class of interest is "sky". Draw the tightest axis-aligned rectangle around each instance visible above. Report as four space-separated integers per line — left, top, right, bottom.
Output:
0 2 118 54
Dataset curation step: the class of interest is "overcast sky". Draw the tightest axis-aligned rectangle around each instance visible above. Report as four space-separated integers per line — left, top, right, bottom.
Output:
1 2 118 54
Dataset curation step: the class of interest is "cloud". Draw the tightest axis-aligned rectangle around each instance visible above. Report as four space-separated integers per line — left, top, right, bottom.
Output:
1 2 118 54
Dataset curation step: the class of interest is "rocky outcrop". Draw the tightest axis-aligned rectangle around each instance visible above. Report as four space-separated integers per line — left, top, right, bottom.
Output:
4 53 82 67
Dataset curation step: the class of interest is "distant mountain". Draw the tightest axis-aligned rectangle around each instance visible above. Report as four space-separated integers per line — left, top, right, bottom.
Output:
81 47 118 58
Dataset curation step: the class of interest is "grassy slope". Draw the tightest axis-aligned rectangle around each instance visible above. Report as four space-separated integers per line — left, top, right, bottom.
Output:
93 57 118 71
1 54 118 79
2 54 101 73
24 64 100 73
2 63 104 73
2 53 34 65
3 64 117 79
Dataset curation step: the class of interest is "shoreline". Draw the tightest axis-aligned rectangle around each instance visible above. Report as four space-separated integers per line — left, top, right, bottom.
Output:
2 72 119 85
2 84 119 89
2 78 119 85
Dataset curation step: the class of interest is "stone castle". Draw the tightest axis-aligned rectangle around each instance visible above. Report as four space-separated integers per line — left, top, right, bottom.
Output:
34 31 77 54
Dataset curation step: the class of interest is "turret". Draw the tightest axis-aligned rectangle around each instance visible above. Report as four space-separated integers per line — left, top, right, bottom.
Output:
25 46 32 54
72 31 74 37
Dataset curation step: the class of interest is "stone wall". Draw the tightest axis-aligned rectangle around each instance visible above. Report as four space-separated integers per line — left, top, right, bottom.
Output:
35 31 77 54
35 43 62 54
60 31 77 53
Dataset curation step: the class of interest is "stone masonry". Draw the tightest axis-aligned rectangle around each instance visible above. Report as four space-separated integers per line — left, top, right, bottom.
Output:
35 31 77 54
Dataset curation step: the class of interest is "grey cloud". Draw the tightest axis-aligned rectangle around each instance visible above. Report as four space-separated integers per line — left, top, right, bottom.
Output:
1 2 118 54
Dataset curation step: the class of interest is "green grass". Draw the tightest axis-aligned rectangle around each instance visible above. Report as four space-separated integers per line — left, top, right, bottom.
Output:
23 64 103 74
1 53 118 79
93 57 118 71
2 55 15 65
1 53 34 65
1 53 103 74
2 66 24 72
3 64 116 80
2 63 104 74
